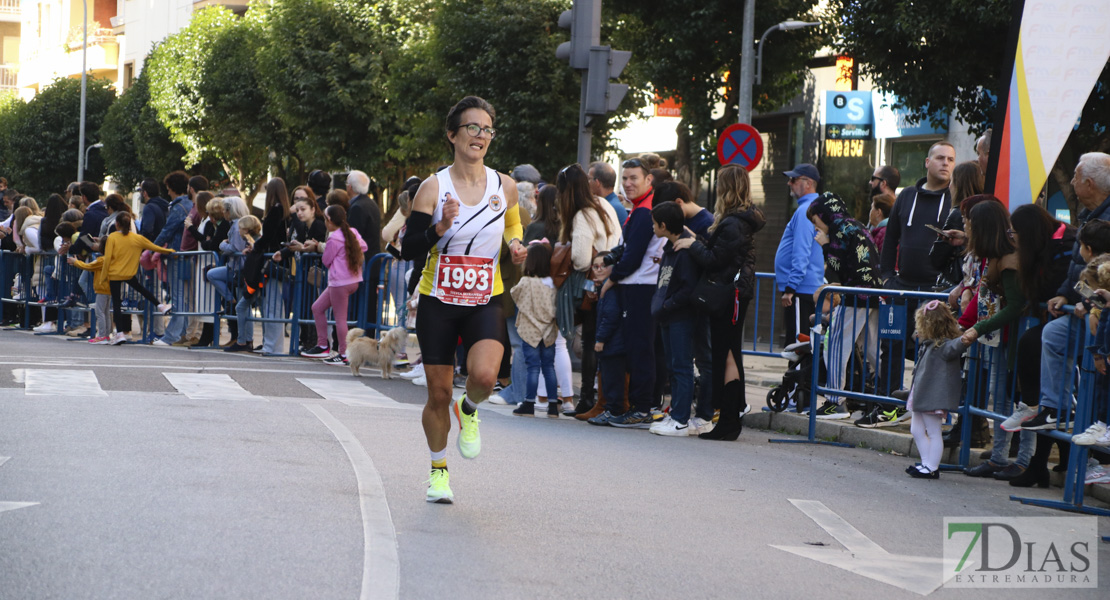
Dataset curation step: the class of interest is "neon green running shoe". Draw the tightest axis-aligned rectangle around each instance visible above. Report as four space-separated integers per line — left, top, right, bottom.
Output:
426 468 453 504
452 393 481 459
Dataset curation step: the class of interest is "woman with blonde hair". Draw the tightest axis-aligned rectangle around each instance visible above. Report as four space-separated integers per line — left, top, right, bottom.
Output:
674 164 766 440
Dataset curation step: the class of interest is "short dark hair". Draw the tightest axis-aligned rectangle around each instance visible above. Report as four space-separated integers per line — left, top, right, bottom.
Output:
445 96 495 134
522 241 552 278
876 165 900 189
653 181 693 206
650 168 672 185
1078 219 1110 255
140 178 159 199
588 162 616 190
78 181 100 204
164 171 189 196
188 175 209 193
652 201 684 235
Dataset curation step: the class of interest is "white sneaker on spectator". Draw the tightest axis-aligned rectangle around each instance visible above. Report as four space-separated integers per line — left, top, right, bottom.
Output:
488 394 509 405
650 417 691 437
1097 428 1110 448
109 332 128 346
1072 422 1107 445
152 338 171 346
560 401 575 415
400 364 425 379
689 417 715 436
33 321 55 333
1000 402 1037 432
412 375 427 387
157 303 173 314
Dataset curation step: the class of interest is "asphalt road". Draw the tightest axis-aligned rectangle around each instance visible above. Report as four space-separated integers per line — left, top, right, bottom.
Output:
0 331 1107 599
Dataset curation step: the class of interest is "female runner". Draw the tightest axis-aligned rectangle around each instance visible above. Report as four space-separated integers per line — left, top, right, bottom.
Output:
402 96 526 503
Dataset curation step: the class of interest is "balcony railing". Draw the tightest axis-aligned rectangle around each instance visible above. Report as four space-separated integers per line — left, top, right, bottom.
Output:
1 65 16 91
0 0 18 16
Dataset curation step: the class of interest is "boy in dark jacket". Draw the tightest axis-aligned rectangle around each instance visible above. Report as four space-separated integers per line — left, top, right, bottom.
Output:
648 201 699 436
588 256 630 426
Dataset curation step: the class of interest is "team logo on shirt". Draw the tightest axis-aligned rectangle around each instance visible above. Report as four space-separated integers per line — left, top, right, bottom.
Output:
488 195 502 211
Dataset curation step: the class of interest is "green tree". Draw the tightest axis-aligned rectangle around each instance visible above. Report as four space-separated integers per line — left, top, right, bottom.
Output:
253 0 397 179
0 93 27 183
1 77 115 199
100 69 187 192
609 0 824 191
146 6 279 199
824 0 1110 210
390 0 637 181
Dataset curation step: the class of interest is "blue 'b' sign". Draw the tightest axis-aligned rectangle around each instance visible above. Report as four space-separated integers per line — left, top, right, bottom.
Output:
879 305 906 339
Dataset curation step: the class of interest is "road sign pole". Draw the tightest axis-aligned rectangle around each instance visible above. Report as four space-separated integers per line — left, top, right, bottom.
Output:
577 74 591 167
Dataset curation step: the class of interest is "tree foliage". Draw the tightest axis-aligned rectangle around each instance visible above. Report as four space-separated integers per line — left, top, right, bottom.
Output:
254 0 398 176
823 0 1013 131
146 6 277 198
100 69 187 192
610 0 824 188
1 77 115 199
390 0 637 180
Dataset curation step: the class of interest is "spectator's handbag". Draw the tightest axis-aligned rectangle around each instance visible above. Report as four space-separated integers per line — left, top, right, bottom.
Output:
692 272 734 315
307 266 327 289
550 242 574 288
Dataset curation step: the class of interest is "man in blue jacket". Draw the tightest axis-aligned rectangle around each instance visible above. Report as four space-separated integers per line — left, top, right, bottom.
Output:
138 179 168 242
774 164 825 345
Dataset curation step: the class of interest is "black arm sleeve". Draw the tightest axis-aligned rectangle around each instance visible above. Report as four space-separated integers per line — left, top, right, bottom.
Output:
401 212 442 260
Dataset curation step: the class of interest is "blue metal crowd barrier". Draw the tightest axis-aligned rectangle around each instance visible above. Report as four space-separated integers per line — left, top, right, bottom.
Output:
780 284 1109 515
1 250 96 333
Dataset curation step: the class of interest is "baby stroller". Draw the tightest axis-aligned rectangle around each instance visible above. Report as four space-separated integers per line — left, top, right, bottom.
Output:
766 333 815 413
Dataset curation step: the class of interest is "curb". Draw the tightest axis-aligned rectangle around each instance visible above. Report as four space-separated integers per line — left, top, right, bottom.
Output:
746 411 1110 506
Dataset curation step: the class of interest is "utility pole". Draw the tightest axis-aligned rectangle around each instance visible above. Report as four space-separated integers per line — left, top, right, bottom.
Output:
736 0 756 124
77 0 88 182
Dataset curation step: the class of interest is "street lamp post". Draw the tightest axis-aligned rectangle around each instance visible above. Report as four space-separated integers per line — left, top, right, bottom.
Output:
85 143 103 173
77 0 88 182
737 13 820 124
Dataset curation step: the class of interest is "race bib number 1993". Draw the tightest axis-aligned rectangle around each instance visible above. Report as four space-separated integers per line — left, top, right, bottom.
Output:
435 255 495 306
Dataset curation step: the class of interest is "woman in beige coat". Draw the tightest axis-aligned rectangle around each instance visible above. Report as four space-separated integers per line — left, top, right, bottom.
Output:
556 164 620 416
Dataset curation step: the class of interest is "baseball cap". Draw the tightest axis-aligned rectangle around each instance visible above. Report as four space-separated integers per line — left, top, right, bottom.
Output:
783 164 821 182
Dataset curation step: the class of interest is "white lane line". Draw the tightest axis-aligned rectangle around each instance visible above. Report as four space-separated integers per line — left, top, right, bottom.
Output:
2 360 372 377
0 457 8 469
297 378 419 410
21 369 106 396
788 499 887 555
163 373 265 401
0 457 40 515
305 404 399 600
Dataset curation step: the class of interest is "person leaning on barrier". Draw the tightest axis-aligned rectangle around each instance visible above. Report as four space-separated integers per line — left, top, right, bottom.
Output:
206 196 251 345
152 171 195 347
957 200 1035 481
804 192 883 423
774 163 825 347
1011 154 1110 435
139 179 168 242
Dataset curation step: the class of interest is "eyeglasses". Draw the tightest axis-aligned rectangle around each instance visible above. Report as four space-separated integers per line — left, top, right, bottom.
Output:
869 176 884 184
788 177 800 184
622 158 643 169
461 123 496 139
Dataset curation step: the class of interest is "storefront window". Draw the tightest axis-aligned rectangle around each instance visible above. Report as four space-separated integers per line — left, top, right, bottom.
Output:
819 138 876 220
889 139 940 191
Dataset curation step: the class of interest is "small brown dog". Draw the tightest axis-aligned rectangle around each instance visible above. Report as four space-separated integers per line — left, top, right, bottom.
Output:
346 327 408 378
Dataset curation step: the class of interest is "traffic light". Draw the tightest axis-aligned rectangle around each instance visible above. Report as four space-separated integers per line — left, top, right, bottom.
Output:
585 46 631 116
556 0 600 70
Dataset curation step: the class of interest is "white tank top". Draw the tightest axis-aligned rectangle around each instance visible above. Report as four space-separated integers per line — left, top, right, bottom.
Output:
417 166 507 302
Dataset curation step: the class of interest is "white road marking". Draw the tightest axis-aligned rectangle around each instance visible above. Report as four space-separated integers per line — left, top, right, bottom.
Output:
0 457 39 515
305 404 399 600
770 499 959 596
2 360 371 377
163 373 265 401
297 378 419 410
20 369 106 396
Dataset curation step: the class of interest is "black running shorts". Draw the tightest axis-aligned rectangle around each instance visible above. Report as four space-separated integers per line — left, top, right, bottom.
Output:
415 294 506 365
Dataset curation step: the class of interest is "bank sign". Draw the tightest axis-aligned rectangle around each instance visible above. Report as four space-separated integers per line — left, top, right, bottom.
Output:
824 91 873 140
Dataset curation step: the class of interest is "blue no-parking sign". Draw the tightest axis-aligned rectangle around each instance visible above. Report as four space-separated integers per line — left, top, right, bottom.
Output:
716 123 763 171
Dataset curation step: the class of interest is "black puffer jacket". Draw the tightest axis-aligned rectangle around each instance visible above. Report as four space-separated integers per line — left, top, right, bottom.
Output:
687 206 766 302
